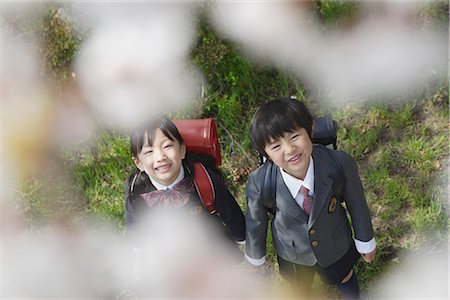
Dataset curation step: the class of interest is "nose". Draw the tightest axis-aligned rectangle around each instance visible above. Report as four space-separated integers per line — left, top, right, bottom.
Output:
154 148 166 162
284 141 296 155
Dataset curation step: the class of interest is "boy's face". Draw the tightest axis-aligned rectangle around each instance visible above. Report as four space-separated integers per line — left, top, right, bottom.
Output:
264 127 313 180
134 128 186 186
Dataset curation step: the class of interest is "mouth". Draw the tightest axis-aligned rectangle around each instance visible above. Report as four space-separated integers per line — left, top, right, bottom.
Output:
288 154 301 164
155 163 171 173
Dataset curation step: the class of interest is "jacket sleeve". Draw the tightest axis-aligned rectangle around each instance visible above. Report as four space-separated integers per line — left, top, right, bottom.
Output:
125 173 147 231
124 176 137 229
338 151 374 243
124 175 149 248
208 169 246 242
245 171 269 260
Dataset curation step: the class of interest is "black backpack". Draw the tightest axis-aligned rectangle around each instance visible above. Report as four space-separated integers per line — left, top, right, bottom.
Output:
260 117 344 214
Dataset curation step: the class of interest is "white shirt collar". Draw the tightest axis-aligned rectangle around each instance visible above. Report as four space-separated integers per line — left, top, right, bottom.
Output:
280 156 315 198
149 167 185 190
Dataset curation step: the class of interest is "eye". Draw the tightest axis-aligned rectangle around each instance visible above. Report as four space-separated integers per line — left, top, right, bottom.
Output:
271 144 280 151
291 133 300 140
163 143 173 149
143 149 153 155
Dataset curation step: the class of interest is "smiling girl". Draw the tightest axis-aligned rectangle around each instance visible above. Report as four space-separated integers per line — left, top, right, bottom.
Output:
124 116 245 245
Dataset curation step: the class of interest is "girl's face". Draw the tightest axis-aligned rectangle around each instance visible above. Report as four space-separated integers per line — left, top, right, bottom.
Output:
134 128 186 186
264 127 313 180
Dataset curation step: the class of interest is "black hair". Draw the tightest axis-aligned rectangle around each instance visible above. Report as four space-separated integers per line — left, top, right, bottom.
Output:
127 116 224 197
128 116 185 196
249 97 314 158
130 116 184 159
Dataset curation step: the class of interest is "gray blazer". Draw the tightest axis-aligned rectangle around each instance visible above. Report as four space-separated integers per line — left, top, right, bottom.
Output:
245 146 374 268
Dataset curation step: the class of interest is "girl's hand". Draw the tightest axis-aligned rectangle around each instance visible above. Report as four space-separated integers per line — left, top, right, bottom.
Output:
361 249 376 263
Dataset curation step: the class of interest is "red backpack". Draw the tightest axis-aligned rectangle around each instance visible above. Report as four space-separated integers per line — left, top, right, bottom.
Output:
172 118 221 214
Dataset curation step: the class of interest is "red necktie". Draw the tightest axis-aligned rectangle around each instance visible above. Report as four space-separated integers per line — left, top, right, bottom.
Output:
300 186 312 216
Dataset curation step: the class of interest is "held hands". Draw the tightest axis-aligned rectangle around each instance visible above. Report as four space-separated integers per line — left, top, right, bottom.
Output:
361 249 376 263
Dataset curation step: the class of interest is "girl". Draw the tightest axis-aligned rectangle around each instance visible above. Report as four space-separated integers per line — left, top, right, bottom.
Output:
124 116 246 247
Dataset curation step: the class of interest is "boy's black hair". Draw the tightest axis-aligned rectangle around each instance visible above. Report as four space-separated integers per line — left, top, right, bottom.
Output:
130 116 184 159
249 97 314 158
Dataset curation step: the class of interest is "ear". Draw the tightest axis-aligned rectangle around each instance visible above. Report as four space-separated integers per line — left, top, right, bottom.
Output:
133 157 145 172
180 143 186 159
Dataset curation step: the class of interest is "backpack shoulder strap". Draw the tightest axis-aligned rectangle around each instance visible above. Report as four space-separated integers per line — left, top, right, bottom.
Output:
193 162 216 214
260 160 278 215
315 145 345 200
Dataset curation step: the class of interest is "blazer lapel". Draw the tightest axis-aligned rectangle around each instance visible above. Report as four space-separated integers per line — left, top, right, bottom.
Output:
275 169 309 222
309 148 333 227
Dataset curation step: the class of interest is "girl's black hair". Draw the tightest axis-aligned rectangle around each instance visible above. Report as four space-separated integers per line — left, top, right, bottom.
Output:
130 116 184 159
249 97 314 158
128 116 185 196
127 116 224 197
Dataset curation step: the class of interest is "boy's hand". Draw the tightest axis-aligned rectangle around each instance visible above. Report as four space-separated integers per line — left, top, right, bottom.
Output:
361 249 376 263
244 258 273 277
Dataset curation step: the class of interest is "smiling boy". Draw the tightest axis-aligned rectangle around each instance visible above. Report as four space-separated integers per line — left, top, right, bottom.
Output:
245 98 376 299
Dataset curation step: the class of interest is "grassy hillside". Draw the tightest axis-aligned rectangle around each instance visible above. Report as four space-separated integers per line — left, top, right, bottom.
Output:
13 2 449 298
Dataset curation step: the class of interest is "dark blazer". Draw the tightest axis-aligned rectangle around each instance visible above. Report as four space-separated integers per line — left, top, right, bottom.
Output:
245 146 374 268
125 159 246 244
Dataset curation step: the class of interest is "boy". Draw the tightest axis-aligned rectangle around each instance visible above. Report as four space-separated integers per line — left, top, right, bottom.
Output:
245 98 376 299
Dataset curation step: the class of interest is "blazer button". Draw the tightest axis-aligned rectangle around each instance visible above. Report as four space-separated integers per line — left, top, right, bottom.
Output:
309 229 316 235
311 241 318 247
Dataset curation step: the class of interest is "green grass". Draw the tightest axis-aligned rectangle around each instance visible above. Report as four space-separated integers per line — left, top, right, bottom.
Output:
18 168 88 227
338 105 388 160
388 102 416 128
316 0 359 28
67 132 133 228
40 5 82 87
409 200 447 232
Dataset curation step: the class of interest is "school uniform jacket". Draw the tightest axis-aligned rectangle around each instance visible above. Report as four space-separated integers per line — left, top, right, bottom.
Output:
245 145 374 268
125 159 246 244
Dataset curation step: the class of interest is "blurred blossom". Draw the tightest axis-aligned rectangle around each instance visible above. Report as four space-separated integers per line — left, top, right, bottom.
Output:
1 29 56 177
209 1 447 101
0 2 46 24
51 96 95 149
313 18 446 100
125 211 271 298
371 247 448 299
73 3 203 132
1 209 272 298
2 219 133 298
209 1 319 68
0 161 24 239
